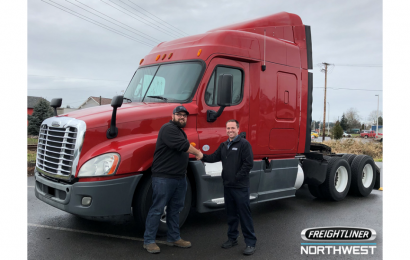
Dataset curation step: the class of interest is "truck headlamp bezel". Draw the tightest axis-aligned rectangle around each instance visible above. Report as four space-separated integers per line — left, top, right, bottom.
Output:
77 153 120 178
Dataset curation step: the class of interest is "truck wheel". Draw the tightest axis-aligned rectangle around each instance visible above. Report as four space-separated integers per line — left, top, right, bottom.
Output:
350 155 376 196
132 176 192 237
308 185 324 199
364 135 368 139
319 157 351 201
342 154 357 165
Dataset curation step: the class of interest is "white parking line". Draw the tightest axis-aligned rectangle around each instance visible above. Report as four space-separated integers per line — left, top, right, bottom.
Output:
27 223 168 245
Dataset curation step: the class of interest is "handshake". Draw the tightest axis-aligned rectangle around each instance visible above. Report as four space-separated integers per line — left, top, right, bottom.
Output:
195 151 204 160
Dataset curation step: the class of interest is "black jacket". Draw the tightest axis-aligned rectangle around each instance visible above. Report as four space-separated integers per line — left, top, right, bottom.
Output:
202 135 253 188
151 120 190 178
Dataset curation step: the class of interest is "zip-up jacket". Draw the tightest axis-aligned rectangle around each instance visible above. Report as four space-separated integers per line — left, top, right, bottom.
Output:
202 135 253 188
151 120 190 178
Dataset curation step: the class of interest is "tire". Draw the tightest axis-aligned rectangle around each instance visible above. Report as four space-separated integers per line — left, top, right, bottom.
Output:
318 157 351 201
364 135 368 139
350 155 376 197
132 176 192 236
342 154 357 165
308 184 324 199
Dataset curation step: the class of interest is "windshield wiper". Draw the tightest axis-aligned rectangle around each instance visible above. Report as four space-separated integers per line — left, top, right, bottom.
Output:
123 97 132 103
146 95 168 102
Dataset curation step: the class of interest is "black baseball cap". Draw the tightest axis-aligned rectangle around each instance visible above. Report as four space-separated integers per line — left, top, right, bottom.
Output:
173 106 189 115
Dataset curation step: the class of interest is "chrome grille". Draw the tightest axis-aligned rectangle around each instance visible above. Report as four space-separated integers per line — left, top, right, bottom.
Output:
35 117 86 181
37 125 78 175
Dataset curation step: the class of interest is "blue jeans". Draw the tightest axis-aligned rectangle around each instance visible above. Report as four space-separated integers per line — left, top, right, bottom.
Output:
144 177 187 244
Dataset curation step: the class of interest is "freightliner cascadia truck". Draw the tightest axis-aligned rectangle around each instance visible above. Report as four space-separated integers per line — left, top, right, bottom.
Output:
34 12 380 234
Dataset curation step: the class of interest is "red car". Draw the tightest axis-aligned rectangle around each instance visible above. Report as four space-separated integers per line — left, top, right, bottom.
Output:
360 130 382 139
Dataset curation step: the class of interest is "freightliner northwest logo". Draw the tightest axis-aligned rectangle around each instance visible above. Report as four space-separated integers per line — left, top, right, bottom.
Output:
300 227 377 255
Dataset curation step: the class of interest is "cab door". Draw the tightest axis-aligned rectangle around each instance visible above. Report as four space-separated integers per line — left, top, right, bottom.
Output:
197 58 250 155
195 58 259 207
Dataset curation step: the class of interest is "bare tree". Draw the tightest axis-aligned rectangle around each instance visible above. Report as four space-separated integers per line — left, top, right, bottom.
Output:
368 110 383 124
345 108 361 129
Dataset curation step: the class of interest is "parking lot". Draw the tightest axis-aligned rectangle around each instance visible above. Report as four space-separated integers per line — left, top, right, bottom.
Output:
28 163 383 260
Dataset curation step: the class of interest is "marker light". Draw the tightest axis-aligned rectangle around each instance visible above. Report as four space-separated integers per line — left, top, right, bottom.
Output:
197 49 202 57
168 53 173 59
78 153 120 177
190 142 196 147
156 55 160 61
139 59 144 65
162 54 167 60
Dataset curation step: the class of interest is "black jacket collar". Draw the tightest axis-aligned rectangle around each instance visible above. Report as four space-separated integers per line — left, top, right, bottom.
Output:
224 135 242 147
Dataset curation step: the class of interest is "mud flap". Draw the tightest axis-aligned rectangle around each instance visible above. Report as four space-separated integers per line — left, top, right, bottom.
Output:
373 165 381 190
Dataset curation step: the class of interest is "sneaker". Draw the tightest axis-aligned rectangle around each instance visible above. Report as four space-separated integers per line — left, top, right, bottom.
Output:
243 246 256 255
167 239 192 248
221 239 238 249
143 243 160 254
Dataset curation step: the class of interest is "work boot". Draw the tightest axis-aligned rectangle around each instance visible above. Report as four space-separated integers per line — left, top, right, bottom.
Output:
143 243 160 254
221 239 238 249
243 246 256 255
167 239 191 248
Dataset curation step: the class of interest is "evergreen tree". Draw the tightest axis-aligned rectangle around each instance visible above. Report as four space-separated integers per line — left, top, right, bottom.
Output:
28 99 54 135
378 116 383 126
332 121 344 140
340 113 348 130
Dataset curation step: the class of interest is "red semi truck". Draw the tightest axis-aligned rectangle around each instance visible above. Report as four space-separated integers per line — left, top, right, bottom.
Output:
35 12 380 234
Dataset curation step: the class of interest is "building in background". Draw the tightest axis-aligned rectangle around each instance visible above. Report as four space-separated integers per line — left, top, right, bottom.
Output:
78 96 112 109
28 96 48 115
371 125 383 134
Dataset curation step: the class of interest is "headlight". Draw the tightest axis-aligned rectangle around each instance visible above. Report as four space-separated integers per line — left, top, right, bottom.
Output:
78 153 120 177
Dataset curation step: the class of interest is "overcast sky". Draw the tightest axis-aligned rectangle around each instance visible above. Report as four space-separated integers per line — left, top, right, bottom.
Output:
28 0 383 124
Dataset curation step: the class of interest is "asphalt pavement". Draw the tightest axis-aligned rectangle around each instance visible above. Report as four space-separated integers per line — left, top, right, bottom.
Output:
28 163 383 260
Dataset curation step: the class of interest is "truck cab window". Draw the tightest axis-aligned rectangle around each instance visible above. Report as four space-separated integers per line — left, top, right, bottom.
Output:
124 62 203 103
205 66 243 106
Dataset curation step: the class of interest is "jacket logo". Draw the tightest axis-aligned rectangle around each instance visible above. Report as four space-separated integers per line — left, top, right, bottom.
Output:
232 148 238 150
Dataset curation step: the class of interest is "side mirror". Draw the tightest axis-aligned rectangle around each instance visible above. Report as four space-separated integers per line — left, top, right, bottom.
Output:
107 95 124 139
111 95 124 108
207 74 233 122
50 98 62 116
216 74 233 107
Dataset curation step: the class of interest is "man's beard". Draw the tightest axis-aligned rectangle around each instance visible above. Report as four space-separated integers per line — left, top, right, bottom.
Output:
173 118 186 128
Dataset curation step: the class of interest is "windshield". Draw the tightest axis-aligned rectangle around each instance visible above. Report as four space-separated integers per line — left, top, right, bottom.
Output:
124 61 204 103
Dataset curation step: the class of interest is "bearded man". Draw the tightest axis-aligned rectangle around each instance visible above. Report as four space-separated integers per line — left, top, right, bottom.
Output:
143 106 203 254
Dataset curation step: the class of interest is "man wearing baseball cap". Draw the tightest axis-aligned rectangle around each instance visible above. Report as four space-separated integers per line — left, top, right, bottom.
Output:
143 105 203 254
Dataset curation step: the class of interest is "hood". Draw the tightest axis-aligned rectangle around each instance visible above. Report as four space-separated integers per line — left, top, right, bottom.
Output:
56 102 198 129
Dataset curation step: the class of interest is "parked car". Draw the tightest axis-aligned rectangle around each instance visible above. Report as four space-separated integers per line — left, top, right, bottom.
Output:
342 132 351 137
360 130 382 139
311 132 318 138
374 133 383 142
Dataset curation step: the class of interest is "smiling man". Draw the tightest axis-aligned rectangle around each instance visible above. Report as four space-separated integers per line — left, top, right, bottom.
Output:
199 119 257 256
143 106 203 254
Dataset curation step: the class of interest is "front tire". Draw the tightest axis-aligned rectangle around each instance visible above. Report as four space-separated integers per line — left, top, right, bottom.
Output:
132 176 192 236
364 135 368 139
319 157 351 201
350 155 376 197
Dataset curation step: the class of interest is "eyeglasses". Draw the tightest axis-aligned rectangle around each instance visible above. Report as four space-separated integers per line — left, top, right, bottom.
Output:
174 113 187 118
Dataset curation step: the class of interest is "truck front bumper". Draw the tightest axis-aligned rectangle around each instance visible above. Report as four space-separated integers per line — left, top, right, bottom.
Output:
34 171 142 217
